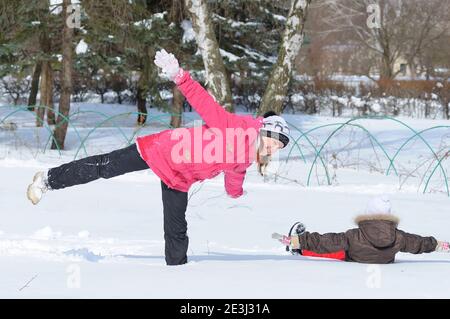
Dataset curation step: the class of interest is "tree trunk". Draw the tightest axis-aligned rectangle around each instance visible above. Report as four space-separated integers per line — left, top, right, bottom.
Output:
37 61 49 127
185 0 233 112
440 80 450 120
52 0 73 150
136 86 147 126
28 61 42 111
170 86 184 128
116 91 122 104
259 0 311 115
46 65 55 125
136 52 154 126
38 61 55 125
445 102 449 120
37 21 54 126
380 52 394 80
425 100 430 119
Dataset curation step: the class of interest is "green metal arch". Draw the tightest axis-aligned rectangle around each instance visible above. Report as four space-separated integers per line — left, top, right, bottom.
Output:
304 119 399 186
375 116 449 196
423 151 449 195
386 125 450 175
48 110 197 158
47 109 131 153
73 112 176 160
126 112 189 144
2 106 449 196
284 121 331 185
283 117 399 186
0 105 68 155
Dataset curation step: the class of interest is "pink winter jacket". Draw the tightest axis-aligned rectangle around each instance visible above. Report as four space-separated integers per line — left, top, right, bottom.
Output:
136 70 263 197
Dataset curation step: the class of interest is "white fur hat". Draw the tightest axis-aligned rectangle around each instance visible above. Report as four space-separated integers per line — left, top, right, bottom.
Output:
365 195 392 215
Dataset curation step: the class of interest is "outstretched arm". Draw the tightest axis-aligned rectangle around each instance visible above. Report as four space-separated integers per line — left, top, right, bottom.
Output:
154 49 230 130
397 230 438 254
224 169 246 198
176 70 229 130
298 231 350 254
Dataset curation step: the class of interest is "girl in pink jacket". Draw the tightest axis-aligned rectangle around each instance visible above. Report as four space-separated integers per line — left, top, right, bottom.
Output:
27 49 291 265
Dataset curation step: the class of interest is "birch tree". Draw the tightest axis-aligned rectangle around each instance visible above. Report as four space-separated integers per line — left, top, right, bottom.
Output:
259 0 312 115
185 0 233 112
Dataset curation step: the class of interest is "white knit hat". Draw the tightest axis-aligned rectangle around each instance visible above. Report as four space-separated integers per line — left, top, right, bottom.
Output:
261 115 290 148
365 195 392 215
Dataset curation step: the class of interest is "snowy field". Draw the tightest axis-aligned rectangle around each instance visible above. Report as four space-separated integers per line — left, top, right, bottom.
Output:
0 103 449 298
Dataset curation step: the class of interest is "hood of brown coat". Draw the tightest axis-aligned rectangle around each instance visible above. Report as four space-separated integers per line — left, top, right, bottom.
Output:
354 214 400 248
355 214 400 226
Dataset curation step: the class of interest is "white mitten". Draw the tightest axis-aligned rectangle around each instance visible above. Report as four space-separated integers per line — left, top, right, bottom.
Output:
154 49 181 82
436 241 450 253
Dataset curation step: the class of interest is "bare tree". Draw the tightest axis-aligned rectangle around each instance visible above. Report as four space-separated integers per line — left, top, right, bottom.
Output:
91 72 109 104
0 75 31 105
324 0 450 81
324 0 406 80
404 0 450 80
185 0 233 112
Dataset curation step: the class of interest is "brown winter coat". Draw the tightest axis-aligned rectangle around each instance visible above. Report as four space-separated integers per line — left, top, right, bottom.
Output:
298 214 438 264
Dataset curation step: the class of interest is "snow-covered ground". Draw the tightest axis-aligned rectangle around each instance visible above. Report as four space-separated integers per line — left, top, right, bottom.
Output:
0 103 449 298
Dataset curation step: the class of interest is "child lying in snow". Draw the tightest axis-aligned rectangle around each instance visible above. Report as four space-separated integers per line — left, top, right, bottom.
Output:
273 195 449 264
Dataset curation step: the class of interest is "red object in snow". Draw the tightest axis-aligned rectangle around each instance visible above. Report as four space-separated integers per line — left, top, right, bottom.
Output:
301 249 346 261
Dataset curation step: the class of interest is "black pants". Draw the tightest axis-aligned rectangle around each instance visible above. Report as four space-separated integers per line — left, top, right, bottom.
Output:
47 143 189 266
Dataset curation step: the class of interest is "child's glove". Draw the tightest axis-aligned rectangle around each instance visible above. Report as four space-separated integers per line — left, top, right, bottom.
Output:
435 241 450 253
272 233 300 249
154 49 182 82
